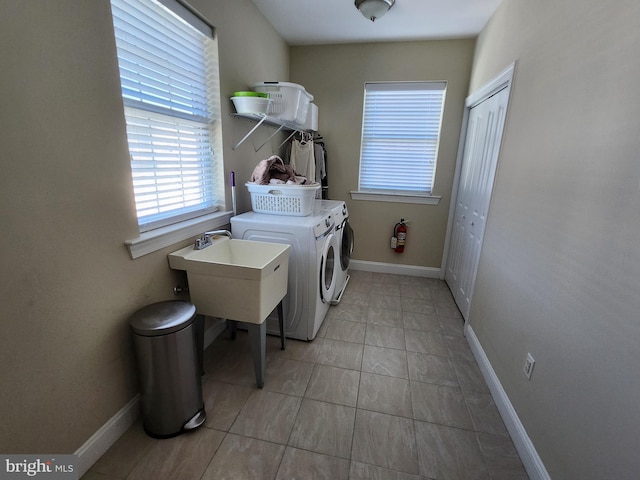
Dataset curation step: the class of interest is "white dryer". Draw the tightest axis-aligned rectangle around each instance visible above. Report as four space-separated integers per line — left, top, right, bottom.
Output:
231 209 337 341
315 200 353 304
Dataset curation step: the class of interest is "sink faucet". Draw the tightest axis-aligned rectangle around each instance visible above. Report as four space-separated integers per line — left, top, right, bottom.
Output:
195 230 232 250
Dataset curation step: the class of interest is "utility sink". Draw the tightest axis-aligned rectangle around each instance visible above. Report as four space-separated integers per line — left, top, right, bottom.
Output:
168 238 290 324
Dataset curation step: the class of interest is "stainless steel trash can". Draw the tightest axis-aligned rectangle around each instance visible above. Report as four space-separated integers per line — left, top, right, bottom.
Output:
130 300 206 438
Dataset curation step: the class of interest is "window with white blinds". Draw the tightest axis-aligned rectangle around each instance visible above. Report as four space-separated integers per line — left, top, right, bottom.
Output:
111 0 222 231
358 82 446 197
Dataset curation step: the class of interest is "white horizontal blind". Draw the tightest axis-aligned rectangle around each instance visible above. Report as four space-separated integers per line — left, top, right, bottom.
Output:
111 0 221 231
359 82 446 195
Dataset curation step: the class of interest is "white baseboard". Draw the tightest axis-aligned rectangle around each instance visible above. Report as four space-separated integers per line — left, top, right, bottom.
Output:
75 394 140 478
464 324 550 480
75 321 225 477
350 260 442 278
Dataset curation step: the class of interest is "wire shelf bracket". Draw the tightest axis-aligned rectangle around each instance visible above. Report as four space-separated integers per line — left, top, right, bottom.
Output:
231 113 307 152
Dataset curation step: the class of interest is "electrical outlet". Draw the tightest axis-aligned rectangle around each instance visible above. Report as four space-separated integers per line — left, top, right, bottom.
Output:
523 353 535 380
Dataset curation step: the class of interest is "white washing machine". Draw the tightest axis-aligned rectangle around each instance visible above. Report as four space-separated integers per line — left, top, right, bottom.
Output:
315 200 354 305
231 209 338 341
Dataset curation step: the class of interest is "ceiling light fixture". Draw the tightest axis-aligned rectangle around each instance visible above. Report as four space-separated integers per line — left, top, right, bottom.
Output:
355 0 395 22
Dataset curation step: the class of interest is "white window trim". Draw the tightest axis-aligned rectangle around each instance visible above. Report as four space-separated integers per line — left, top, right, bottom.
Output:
356 81 446 201
111 0 225 243
125 210 233 259
350 191 441 205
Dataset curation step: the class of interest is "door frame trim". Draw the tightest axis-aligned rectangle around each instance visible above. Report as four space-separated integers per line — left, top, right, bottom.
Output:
466 62 517 109
441 61 517 322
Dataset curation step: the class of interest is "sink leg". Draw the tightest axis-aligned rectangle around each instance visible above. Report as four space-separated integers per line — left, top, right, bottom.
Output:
248 322 266 389
228 320 238 340
277 301 285 351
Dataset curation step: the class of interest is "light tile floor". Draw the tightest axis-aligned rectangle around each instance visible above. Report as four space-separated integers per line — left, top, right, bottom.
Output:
82 271 529 480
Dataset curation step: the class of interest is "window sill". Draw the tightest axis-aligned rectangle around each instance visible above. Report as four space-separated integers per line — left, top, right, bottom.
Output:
350 191 441 205
125 210 234 259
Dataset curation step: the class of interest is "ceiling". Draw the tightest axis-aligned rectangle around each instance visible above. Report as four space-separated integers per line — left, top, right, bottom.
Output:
250 0 503 46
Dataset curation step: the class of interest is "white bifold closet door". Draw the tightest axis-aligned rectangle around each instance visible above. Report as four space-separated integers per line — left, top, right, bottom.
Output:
446 84 510 320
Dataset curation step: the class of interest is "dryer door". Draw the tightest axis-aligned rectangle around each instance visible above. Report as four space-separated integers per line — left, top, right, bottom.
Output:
339 219 354 271
320 233 337 303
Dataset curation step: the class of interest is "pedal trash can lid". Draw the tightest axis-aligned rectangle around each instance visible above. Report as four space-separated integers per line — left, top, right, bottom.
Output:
129 300 197 336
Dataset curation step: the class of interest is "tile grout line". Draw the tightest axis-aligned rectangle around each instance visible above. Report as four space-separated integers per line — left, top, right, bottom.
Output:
84 276 521 480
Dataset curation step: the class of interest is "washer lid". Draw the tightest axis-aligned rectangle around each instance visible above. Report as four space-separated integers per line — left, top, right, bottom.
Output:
129 300 196 336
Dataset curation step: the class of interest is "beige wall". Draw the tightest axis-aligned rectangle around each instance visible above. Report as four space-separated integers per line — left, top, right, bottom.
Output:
0 0 287 453
467 0 640 478
290 40 475 269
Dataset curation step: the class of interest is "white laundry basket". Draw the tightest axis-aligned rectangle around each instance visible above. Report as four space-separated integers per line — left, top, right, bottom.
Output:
252 82 313 125
246 182 320 216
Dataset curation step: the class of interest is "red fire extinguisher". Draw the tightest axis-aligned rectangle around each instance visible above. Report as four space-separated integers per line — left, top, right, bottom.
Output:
393 219 407 253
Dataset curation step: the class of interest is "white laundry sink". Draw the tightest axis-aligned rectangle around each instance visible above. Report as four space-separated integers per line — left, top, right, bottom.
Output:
168 238 290 324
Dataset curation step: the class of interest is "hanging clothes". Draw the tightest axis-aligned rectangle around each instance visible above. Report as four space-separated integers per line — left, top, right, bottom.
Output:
314 143 326 183
313 143 325 198
289 135 316 184
314 134 328 199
